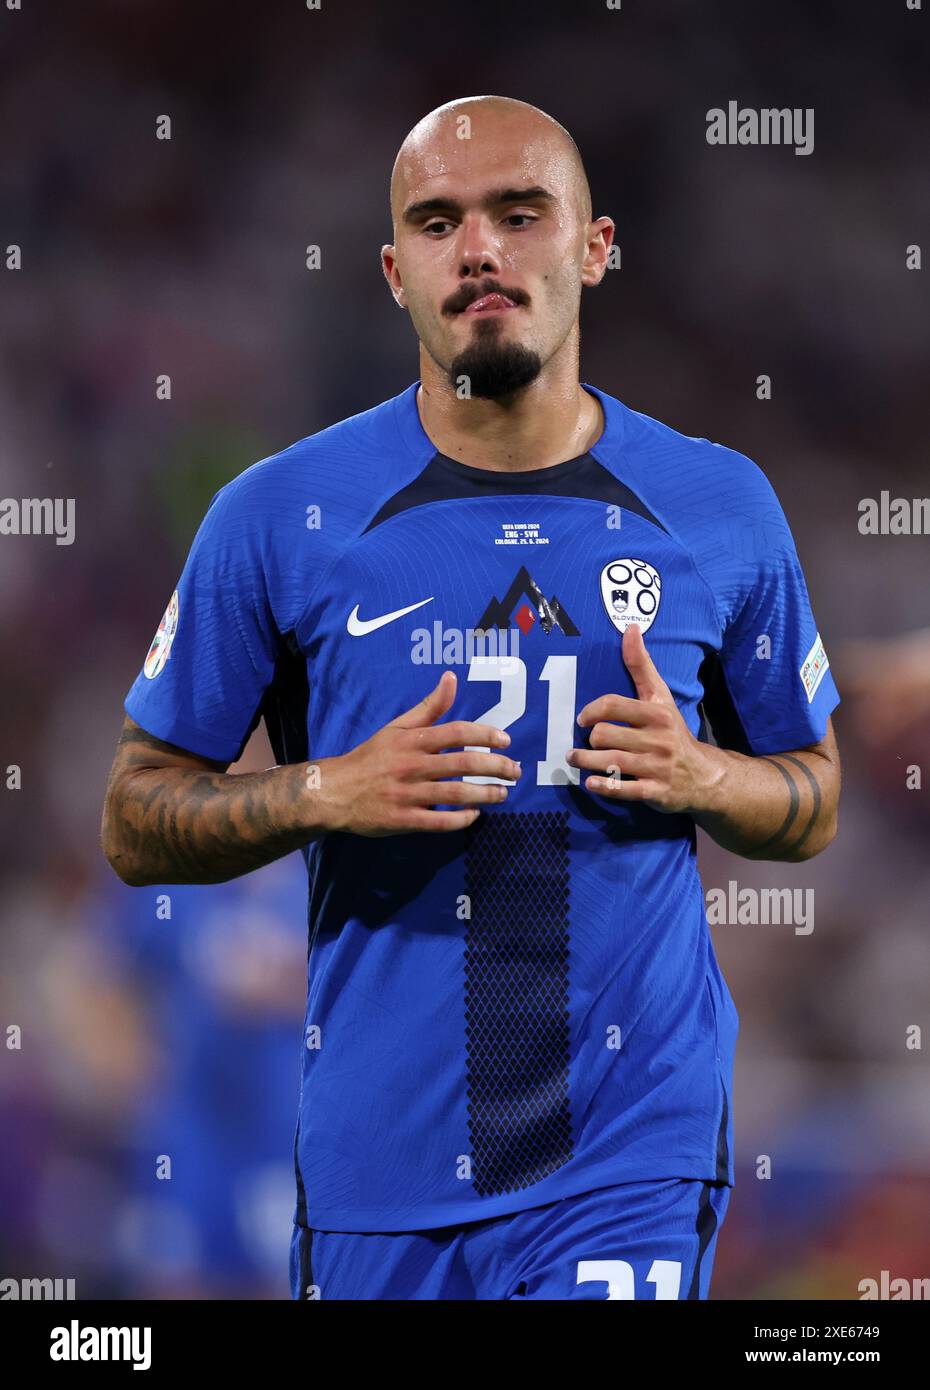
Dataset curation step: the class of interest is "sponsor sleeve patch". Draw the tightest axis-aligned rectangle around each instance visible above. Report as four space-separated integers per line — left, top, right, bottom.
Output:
799 630 829 704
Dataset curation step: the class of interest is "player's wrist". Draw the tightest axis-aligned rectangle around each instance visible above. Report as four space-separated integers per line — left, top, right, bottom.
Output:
296 755 352 836
683 740 731 819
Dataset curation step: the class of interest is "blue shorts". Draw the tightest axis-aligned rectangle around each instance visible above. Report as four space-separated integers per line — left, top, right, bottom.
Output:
289 1177 730 1300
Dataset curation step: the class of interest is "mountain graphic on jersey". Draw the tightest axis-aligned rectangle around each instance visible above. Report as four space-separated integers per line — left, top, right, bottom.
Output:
475 564 580 637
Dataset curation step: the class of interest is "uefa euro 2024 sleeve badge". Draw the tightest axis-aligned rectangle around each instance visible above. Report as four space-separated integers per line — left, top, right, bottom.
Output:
600 559 662 636
143 589 180 679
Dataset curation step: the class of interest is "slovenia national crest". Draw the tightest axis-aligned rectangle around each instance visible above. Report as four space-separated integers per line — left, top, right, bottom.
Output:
599 559 662 635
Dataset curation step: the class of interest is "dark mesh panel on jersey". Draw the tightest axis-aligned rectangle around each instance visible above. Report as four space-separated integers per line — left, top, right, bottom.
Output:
463 810 574 1196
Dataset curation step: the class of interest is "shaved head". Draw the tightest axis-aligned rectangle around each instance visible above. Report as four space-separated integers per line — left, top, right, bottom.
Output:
390 96 592 234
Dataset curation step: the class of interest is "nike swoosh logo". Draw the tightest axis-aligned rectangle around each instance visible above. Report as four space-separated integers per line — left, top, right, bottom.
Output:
347 596 434 636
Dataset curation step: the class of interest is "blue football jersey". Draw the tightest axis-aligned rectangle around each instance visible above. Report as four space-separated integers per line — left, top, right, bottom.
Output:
125 381 840 1231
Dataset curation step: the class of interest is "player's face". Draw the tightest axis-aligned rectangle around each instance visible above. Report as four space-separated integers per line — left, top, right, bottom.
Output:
385 123 592 399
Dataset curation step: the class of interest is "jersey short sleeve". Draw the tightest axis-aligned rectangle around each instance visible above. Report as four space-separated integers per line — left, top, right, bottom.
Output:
124 479 280 763
703 458 840 756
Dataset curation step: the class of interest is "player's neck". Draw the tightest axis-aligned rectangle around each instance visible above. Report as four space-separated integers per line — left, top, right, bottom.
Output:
415 363 604 473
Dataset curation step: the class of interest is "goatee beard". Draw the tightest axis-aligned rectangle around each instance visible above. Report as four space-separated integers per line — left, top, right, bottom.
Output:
448 332 542 400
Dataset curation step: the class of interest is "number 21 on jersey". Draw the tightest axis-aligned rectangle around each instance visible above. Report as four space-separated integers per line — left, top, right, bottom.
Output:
463 653 581 788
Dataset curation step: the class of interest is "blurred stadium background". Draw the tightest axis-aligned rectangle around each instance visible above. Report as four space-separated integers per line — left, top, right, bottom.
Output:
1 0 928 1298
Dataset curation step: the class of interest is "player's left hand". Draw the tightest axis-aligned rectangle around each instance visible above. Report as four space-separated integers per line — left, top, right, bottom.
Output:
567 622 713 814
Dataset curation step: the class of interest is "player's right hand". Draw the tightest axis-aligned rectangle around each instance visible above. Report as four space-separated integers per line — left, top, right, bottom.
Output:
315 670 522 836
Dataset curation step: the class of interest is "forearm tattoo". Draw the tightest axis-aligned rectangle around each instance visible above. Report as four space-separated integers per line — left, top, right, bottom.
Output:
103 724 315 884
754 752 823 857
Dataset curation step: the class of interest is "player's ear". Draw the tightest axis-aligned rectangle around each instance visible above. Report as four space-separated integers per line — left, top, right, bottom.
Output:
380 244 407 308
580 216 614 289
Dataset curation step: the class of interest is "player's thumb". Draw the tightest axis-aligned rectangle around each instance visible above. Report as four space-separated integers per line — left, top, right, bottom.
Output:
391 669 457 728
